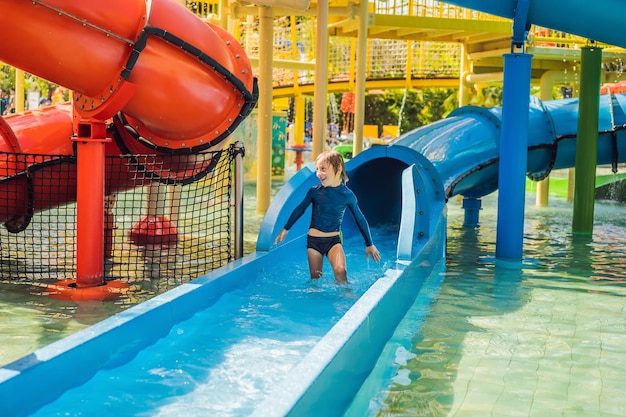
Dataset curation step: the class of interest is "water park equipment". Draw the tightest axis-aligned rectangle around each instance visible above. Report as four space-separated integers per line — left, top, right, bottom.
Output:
0 90 626 416
0 0 256 151
4 90 626 415
0 0 257 298
4 0 626 415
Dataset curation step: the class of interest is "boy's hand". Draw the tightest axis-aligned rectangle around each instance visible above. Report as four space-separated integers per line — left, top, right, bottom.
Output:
366 245 381 262
274 229 288 245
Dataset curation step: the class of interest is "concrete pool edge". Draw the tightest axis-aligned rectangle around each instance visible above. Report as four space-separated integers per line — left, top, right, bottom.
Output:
251 213 447 417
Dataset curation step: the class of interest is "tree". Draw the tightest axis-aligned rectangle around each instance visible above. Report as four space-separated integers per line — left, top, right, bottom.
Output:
360 88 458 137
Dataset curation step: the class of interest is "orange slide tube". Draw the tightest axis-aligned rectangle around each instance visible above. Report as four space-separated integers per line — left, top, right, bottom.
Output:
0 0 258 298
0 0 258 223
0 0 257 153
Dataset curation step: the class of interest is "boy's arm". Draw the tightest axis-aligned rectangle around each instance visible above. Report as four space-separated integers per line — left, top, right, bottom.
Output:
347 195 374 247
275 189 313 244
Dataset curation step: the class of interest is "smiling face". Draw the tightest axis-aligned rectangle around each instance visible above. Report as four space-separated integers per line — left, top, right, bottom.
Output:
315 150 348 187
316 159 341 187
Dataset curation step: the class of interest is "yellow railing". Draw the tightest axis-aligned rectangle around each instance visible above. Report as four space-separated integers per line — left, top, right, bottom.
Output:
186 0 219 18
373 0 509 21
241 17 462 88
185 1 625 92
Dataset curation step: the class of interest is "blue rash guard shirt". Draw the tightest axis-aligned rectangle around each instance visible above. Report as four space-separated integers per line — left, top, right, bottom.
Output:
283 183 374 247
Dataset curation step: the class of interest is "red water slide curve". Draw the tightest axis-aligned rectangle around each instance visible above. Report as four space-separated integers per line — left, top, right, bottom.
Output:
0 0 258 226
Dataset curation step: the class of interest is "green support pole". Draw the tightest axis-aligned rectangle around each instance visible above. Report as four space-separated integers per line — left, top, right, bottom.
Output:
572 45 602 234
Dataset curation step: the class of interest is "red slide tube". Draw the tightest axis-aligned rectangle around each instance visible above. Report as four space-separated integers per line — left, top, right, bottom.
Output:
0 0 256 151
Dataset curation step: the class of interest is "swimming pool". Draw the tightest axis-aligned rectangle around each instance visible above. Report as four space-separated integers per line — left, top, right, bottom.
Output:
344 193 626 416
26 226 399 417
0 182 271 368
4 187 626 416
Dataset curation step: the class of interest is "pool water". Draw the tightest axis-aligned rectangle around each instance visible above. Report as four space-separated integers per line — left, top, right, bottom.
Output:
0 181 272 368
0 283 132 367
4 182 626 416
345 193 626 417
28 226 398 417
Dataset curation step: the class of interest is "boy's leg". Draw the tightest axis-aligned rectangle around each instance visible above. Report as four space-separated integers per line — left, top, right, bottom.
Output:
327 244 347 284
307 248 324 279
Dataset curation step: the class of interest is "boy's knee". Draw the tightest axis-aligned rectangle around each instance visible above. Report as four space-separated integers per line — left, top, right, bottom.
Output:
333 265 347 279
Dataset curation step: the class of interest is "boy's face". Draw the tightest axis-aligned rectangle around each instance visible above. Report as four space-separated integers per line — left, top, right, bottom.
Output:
316 160 340 187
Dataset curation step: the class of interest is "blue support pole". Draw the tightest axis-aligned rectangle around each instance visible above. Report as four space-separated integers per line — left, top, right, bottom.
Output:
462 197 481 227
495 53 532 262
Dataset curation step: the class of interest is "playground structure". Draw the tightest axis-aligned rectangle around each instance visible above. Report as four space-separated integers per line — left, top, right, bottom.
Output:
0 0 257 298
182 0 626 214
4 0 626 415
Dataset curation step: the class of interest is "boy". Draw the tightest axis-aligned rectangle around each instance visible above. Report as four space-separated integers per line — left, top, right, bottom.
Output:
275 150 380 283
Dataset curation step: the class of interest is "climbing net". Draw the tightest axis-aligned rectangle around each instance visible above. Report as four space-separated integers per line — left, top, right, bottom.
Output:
241 14 462 86
0 145 239 295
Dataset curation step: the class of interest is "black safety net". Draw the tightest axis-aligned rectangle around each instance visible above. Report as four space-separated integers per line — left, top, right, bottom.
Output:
0 144 240 294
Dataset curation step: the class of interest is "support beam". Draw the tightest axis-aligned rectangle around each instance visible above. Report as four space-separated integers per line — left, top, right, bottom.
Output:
352 0 369 157
495 53 532 262
256 6 274 213
312 0 329 159
572 45 602 234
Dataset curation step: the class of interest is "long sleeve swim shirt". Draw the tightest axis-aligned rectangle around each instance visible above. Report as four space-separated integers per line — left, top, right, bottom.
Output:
283 183 374 246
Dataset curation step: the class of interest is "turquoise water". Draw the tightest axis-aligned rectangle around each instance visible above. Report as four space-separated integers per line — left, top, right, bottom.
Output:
5 186 626 416
28 227 398 417
0 181 270 367
345 193 626 416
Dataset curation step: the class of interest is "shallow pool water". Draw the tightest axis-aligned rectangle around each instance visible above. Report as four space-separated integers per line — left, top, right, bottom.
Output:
0 283 132 366
346 193 626 417
5 184 626 417
0 181 272 368
28 226 398 417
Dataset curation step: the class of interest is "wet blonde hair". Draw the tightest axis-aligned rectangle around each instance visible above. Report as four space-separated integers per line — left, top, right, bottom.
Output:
316 150 348 183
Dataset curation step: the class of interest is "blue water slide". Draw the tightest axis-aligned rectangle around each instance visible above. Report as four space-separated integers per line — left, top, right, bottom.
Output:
385 94 626 201
249 94 626 415
257 144 445 259
260 91 626 256
442 0 626 51
258 93 626 254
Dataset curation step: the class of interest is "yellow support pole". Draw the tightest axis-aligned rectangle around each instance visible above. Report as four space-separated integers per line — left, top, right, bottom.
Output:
227 1 240 37
567 168 575 203
352 0 369 157
294 96 305 146
219 0 229 30
289 14 306 150
15 69 25 112
349 38 356 92
312 0 329 159
458 42 470 107
536 73 553 207
290 14 300 91
256 5 274 214
405 40 413 90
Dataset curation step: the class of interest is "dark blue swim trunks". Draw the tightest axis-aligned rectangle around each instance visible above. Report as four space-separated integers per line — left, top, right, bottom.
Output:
307 235 341 256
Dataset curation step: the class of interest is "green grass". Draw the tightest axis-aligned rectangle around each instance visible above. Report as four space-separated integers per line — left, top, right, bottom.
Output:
526 172 626 197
